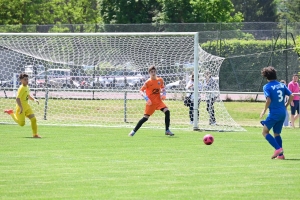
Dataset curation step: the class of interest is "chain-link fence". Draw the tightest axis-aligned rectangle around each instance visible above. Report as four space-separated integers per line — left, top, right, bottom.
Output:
0 22 299 92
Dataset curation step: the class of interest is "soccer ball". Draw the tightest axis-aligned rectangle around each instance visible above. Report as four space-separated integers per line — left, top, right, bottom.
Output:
203 134 214 145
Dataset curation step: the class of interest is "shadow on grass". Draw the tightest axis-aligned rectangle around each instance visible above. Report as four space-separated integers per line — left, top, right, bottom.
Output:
283 159 300 161
146 135 178 138
23 137 43 139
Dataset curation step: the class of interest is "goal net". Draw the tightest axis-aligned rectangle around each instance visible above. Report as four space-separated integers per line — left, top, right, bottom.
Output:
0 33 244 131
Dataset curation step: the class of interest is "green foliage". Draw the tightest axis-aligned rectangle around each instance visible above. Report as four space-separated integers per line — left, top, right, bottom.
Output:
286 0 300 22
0 0 102 25
231 0 278 22
154 0 194 23
48 24 100 33
155 0 244 23
0 24 37 33
276 0 300 22
49 25 71 33
203 39 296 59
190 0 243 23
99 0 243 24
50 0 101 24
296 35 300 55
0 0 52 25
99 0 161 24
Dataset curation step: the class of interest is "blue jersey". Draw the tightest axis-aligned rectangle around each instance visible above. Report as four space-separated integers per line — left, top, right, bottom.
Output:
263 80 292 116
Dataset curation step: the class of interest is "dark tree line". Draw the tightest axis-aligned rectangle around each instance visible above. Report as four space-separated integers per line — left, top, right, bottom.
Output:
0 0 299 25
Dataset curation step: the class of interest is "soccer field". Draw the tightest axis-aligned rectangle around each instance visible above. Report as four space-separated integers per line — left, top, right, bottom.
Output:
1 125 300 199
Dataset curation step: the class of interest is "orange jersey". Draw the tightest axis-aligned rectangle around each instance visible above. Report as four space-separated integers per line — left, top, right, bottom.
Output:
140 77 165 104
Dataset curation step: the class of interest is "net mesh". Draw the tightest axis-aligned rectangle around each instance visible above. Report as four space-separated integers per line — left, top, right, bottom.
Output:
0 33 244 131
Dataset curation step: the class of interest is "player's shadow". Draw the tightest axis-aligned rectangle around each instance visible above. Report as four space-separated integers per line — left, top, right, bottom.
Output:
283 158 300 161
149 135 177 138
23 137 43 139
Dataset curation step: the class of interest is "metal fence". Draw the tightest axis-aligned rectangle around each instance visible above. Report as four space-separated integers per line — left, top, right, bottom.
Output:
0 22 299 34
0 22 299 92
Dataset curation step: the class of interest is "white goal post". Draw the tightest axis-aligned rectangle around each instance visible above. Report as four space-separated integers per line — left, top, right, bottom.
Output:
0 32 244 131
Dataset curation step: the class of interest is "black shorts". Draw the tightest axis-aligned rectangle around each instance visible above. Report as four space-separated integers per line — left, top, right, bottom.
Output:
291 100 300 115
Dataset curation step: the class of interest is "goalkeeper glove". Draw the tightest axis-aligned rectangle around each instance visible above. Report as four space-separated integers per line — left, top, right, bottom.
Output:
144 95 152 105
161 88 166 100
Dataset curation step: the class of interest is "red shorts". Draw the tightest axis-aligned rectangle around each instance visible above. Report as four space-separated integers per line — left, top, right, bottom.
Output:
144 101 167 116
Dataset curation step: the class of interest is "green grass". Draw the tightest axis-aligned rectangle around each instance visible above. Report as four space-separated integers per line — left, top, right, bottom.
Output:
1 125 300 199
224 101 266 126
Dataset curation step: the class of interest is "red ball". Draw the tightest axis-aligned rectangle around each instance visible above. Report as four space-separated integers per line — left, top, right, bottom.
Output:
203 134 214 145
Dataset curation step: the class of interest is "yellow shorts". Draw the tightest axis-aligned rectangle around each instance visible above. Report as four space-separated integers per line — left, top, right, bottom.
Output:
16 105 34 118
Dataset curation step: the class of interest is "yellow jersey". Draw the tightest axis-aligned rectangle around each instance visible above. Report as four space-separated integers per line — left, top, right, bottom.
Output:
17 85 30 107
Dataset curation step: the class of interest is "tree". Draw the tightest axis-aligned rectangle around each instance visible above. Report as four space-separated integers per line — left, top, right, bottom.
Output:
231 0 278 22
0 0 101 25
155 0 243 23
99 0 161 24
154 0 194 23
296 36 300 56
191 0 243 23
276 0 300 22
100 0 243 24
50 0 101 24
0 0 53 25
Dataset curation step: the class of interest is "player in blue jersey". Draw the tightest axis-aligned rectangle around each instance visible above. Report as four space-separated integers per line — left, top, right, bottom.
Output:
260 66 293 159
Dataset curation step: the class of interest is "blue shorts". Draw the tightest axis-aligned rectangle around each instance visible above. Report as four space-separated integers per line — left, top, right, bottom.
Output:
291 100 299 115
260 113 285 134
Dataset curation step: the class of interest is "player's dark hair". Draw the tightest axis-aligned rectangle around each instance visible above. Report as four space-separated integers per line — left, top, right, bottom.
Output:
148 65 156 73
19 73 29 80
190 72 194 80
292 74 298 77
261 66 277 80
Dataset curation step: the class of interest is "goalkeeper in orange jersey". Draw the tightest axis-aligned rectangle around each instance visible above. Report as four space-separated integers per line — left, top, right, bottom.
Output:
4 73 41 138
128 65 174 137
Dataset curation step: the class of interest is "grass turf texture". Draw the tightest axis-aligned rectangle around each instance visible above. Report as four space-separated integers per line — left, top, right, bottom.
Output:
1 125 300 199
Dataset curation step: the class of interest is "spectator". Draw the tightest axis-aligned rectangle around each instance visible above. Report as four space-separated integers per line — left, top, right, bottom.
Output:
185 73 202 125
288 74 300 128
203 71 218 125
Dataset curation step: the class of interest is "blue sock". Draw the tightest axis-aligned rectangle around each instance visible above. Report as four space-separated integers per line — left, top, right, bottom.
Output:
275 135 283 156
265 134 280 150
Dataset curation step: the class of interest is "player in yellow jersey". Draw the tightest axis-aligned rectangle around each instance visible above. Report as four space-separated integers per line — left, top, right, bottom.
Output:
128 65 174 136
4 73 41 138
